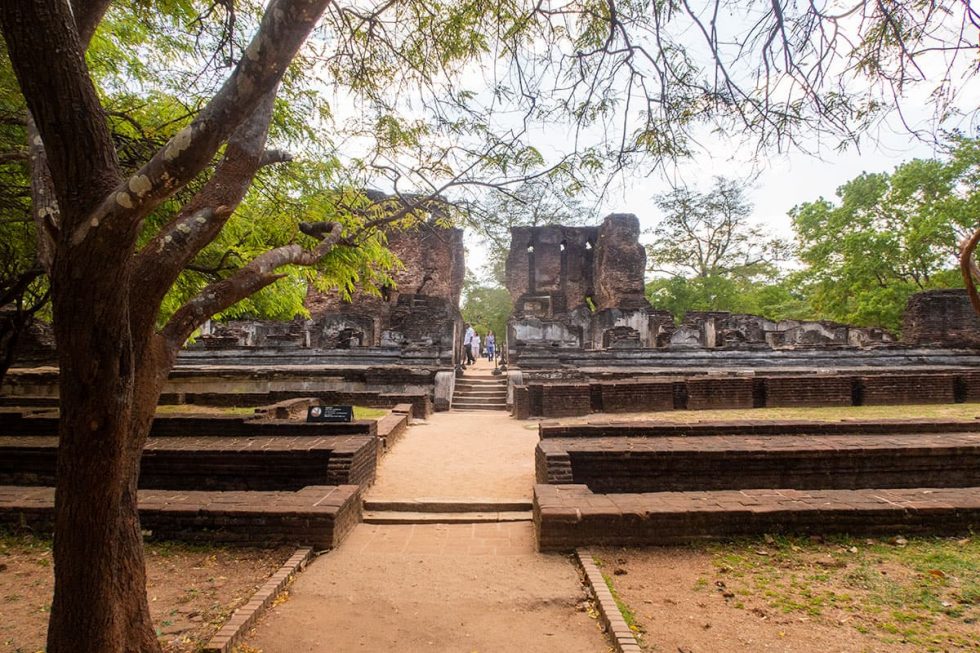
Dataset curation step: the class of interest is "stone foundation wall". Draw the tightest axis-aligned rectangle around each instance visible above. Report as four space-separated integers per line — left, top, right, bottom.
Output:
511 369 980 418
903 289 980 348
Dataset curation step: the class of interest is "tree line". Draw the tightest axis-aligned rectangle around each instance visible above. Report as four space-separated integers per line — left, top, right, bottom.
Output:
644 133 980 333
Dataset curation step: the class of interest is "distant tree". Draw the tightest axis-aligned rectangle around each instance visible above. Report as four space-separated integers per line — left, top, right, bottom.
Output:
461 275 512 344
645 177 793 318
793 134 978 331
647 177 791 280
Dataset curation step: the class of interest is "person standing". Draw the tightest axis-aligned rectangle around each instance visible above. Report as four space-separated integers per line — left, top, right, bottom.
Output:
485 330 496 362
463 323 475 365
471 330 481 364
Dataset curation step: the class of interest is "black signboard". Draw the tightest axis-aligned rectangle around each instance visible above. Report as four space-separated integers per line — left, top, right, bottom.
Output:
307 405 353 423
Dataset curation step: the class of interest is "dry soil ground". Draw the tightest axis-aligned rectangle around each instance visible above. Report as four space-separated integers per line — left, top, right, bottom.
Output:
594 535 980 653
0 534 293 653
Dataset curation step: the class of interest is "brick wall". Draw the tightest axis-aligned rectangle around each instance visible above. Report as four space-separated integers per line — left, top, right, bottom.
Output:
764 375 854 407
539 383 591 417
0 435 377 491
537 435 980 493
596 381 674 413
685 377 754 410
858 374 956 405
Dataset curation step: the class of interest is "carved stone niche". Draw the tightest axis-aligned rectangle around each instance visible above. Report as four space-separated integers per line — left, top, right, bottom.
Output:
602 325 642 349
670 325 704 347
521 294 554 319
317 314 375 349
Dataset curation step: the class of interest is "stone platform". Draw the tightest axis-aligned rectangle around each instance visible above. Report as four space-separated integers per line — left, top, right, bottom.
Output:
0 484 361 548
534 484 980 550
0 435 377 491
536 433 980 492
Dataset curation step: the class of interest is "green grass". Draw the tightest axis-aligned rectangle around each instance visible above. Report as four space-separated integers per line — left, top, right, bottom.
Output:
566 402 980 424
705 534 980 651
593 556 643 635
353 406 389 420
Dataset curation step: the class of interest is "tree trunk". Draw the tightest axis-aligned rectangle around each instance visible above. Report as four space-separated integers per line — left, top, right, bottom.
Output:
45 249 169 653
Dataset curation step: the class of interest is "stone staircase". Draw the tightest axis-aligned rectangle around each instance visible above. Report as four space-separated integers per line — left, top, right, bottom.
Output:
452 376 508 411
362 499 532 524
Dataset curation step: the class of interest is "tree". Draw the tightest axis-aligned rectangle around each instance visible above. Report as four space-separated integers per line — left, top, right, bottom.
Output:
647 177 791 279
793 133 979 331
461 275 513 344
645 177 792 318
3 1 978 651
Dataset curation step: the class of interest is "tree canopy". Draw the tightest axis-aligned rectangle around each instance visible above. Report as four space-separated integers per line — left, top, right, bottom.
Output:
791 132 979 331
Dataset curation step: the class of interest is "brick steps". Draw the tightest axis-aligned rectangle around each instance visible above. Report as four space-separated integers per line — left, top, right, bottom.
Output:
534 484 980 550
0 485 362 549
536 433 980 493
363 510 532 524
364 499 532 512
451 401 508 411
452 376 508 412
0 435 378 491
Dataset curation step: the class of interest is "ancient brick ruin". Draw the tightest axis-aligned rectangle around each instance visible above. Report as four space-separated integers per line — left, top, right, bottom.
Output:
903 288 980 348
505 214 897 362
193 221 465 365
306 221 464 357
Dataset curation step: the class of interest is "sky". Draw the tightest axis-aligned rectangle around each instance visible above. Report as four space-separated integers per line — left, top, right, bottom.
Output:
463 117 975 279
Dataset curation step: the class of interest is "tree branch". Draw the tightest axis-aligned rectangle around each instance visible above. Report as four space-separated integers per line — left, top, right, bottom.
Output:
130 88 279 334
76 0 331 247
959 228 980 317
1 0 120 225
161 222 344 348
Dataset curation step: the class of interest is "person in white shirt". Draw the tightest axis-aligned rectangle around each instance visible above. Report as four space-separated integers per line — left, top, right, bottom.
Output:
463 324 475 364
470 331 481 364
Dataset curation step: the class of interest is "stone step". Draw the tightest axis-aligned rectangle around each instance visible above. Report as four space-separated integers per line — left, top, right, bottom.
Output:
451 402 508 411
0 434 378 491
0 485 361 549
363 510 532 524
454 387 507 394
534 484 980 550
456 379 507 386
536 433 980 492
364 499 533 512
453 393 507 401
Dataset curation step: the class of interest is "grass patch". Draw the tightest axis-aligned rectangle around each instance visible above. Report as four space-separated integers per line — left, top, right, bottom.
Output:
593 556 642 635
353 406 389 420
154 404 256 416
567 402 980 424
706 534 980 651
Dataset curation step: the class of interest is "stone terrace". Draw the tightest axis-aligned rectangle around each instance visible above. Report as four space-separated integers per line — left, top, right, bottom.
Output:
535 484 980 550
534 418 980 549
535 433 980 493
0 434 377 490
0 406 392 548
0 485 361 548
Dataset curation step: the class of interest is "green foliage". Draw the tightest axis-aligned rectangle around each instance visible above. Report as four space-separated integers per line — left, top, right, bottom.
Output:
645 177 799 322
645 275 811 323
791 133 979 332
461 276 511 343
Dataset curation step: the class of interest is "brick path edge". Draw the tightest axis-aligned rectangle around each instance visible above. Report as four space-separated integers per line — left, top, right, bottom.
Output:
202 546 314 653
576 549 643 653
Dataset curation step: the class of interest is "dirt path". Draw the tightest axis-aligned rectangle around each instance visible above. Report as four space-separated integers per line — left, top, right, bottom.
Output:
247 523 606 652
245 374 608 652
366 409 538 502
